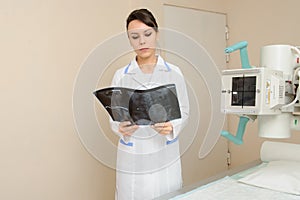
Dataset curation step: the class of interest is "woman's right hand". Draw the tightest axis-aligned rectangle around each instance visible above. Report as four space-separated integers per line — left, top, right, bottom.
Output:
118 121 139 136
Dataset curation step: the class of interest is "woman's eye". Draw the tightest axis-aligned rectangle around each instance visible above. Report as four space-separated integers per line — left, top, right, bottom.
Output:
145 32 152 37
131 35 139 40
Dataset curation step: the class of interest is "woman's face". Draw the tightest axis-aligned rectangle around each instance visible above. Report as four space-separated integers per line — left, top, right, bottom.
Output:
127 20 158 60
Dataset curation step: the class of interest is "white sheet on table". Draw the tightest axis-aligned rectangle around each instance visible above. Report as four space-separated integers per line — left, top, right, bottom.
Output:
170 176 300 200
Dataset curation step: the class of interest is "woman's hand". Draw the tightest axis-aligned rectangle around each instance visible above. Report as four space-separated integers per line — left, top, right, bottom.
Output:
118 121 139 136
152 122 173 135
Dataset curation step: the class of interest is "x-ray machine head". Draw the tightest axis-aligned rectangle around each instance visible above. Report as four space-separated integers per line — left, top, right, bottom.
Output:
221 41 300 144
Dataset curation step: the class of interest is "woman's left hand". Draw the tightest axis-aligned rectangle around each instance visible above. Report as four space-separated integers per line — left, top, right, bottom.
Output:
151 122 173 135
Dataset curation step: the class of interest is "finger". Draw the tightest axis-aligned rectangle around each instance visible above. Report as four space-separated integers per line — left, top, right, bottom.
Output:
152 122 173 135
153 123 165 128
119 124 139 136
120 121 132 127
154 122 172 127
157 128 172 135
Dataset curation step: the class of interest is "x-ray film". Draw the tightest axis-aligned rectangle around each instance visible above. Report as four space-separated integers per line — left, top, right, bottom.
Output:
93 84 181 125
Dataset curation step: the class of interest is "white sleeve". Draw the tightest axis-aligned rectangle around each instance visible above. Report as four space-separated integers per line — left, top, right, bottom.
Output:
109 68 132 143
166 69 189 141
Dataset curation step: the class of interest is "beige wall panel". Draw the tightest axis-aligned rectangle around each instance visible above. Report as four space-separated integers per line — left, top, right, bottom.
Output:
0 1 130 199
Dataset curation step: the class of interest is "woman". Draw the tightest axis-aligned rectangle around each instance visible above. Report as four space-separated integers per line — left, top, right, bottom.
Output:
110 8 189 200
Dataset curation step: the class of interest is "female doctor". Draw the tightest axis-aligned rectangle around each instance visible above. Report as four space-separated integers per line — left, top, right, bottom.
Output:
110 9 189 200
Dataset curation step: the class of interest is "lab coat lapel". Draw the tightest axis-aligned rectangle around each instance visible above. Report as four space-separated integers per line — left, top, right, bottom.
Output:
151 56 170 84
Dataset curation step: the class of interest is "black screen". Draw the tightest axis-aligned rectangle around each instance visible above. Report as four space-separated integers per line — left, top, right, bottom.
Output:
231 76 256 107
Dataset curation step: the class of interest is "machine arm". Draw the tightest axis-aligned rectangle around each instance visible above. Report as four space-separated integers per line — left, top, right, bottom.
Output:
225 41 251 69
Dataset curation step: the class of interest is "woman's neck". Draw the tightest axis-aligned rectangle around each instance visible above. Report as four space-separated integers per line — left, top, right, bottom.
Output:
137 55 157 74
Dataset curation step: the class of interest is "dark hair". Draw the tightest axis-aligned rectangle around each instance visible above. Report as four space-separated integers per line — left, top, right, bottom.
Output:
126 9 158 32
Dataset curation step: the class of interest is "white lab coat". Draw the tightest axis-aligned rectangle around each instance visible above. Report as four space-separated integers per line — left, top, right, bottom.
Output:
110 55 189 200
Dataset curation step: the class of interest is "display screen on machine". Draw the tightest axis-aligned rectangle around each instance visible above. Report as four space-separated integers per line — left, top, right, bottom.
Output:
231 76 256 107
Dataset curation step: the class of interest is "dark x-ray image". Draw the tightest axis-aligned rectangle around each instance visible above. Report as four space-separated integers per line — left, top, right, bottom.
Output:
93 84 181 125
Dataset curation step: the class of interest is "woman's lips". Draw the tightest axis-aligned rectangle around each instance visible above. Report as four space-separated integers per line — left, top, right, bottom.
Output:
139 48 149 51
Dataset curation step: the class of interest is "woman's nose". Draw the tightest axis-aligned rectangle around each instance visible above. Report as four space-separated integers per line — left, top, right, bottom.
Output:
139 36 146 45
